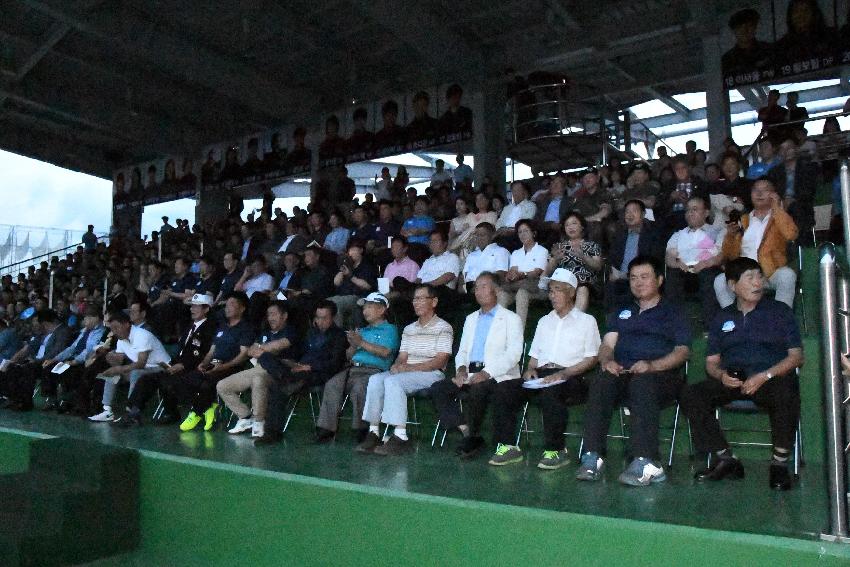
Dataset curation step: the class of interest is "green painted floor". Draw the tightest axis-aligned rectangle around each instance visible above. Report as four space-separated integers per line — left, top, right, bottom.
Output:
0 406 830 545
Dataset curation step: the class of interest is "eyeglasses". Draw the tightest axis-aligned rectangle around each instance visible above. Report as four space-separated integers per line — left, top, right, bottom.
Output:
412 295 435 302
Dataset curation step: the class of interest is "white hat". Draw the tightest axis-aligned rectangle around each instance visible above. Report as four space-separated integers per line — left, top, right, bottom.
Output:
357 292 389 307
189 293 215 306
549 268 578 288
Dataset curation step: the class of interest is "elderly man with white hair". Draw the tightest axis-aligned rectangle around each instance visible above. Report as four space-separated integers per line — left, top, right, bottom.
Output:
430 271 524 464
519 268 601 470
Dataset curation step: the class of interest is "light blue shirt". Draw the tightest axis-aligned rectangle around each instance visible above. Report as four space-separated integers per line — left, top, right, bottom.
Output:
544 197 562 223
55 325 106 364
470 306 498 363
324 227 351 254
352 321 400 371
620 230 640 273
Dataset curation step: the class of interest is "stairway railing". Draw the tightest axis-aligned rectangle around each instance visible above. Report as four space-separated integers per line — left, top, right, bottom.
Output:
819 159 850 543
0 235 108 276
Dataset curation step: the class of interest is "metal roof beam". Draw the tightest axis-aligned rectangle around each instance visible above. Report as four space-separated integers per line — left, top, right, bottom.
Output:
737 87 765 111
644 87 692 119
18 0 308 121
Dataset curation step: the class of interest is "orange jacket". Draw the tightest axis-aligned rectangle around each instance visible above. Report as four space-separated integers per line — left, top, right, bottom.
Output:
720 206 798 277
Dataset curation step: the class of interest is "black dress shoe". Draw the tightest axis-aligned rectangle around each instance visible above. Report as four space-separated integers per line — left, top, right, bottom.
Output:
314 427 335 444
154 413 180 426
112 413 143 428
769 463 792 491
354 428 369 444
694 457 745 482
457 436 485 459
254 432 283 446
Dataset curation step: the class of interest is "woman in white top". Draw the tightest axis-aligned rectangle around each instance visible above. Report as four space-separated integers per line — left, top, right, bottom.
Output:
449 194 498 263
497 218 549 329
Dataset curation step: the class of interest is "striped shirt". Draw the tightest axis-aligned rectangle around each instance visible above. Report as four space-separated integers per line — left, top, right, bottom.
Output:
399 315 453 366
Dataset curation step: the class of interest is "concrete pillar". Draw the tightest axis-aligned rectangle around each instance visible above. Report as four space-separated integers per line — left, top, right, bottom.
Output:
471 81 507 192
703 34 731 161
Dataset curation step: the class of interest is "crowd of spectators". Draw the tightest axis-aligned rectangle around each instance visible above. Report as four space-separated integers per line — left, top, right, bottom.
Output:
0 129 823 492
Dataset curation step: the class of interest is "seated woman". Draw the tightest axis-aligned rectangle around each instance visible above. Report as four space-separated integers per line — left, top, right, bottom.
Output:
543 211 602 312
497 219 548 329
449 194 497 264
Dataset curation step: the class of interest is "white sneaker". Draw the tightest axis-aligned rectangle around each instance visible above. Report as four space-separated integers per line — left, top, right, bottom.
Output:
228 417 254 435
251 420 265 438
88 409 114 422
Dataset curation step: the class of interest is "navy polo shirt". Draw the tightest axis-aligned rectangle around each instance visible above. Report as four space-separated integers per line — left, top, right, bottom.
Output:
219 270 243 298
607 299 691 368
212 319 255 362
707 298 801 377
148 276 169 302
194 275 221 298
169 273 195 295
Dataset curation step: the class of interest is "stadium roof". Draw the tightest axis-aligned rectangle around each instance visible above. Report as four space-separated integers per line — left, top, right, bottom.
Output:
0 0 768 178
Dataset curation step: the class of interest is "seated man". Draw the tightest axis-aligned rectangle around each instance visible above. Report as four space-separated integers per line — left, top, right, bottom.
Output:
383 236 419 292
560 168 613 244
682 258 804 491
254 300 348 445
217 300 298 439
170 292 255 431
577 255 691 486
112 293 218 426
409 230 460 306
714 178 798 309
288 245 333 321
665 196 724 324
461 222 510 294
89 309 171 422
2 309 74 411
606 199 665 309
235 255 275 299
39 305 106 411
315 293 399 442
495 181 536 249
520 268 600 469
357 284 453 456
429 272 523 462
328 239 377 329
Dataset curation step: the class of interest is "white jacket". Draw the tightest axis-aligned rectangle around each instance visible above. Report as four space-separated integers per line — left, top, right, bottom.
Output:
455 306 523 383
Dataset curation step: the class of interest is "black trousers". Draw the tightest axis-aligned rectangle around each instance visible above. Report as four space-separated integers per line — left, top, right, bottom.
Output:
430 377 524 446
529 369 588 451
73 359 110 413
128 370 171 415
581 369 684 460
264 369 331 434
680 373 800 454
40 364 85 400
664 267 721 325
166 368 237 414
5 362 43 406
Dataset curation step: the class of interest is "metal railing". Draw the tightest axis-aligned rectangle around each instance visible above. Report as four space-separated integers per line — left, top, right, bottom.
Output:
0 235 108 276
819 159 850 542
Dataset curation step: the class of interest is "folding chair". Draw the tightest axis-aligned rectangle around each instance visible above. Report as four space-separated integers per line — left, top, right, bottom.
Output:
711 401 804 476
573 361 691 468
282 386 322 433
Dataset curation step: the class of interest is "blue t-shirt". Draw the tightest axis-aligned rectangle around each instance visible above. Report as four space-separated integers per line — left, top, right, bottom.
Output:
707 298 801 377
352 321 400 371
212 319 255 362
402 215 435 245
607 299 691 368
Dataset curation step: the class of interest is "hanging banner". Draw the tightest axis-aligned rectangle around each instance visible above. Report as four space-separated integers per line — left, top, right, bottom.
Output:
722 1 848 88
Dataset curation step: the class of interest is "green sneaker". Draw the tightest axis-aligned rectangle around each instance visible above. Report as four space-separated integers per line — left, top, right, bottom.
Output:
203 403 219 431
179 411 202 432
537 449 570 470
487 443 523 466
